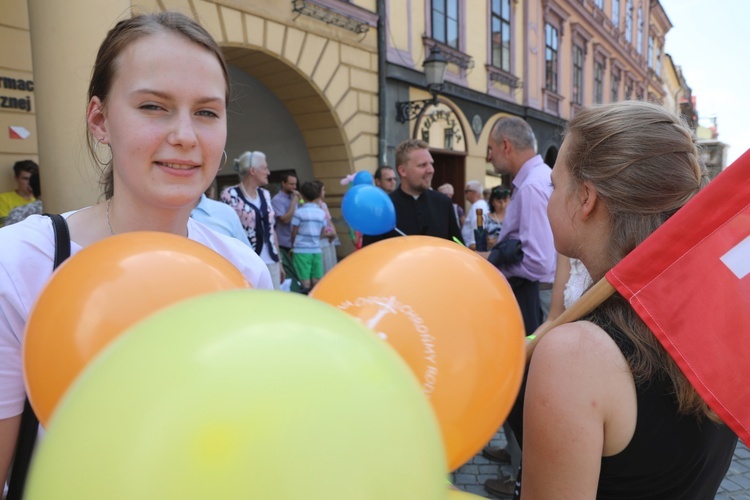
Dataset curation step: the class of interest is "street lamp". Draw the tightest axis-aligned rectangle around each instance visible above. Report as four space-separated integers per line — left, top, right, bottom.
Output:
395 45 448 123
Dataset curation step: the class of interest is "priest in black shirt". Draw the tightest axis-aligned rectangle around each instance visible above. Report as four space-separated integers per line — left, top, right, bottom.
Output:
363 139 464 246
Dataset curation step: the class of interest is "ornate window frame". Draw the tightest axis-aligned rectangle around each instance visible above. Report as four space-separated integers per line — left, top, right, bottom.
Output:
542 0 569 116
592 43 609 105
610 58 623 102
425 0 473 84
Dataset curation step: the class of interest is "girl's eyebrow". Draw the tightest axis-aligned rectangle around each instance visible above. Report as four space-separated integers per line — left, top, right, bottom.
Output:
131 88 223 104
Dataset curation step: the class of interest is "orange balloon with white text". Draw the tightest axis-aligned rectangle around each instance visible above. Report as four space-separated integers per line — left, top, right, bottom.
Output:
23 232 251 427
310 236 525 471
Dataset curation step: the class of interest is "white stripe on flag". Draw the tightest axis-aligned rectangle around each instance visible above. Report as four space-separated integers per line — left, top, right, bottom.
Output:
721 235 750 279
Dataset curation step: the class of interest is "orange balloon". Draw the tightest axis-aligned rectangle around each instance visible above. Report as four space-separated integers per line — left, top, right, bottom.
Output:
310 236 525 471
24 232 250 426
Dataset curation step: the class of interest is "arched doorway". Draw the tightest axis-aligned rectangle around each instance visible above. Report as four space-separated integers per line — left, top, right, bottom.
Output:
221 47 350 201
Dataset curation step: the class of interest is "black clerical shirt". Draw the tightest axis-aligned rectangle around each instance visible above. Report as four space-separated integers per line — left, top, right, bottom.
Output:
362 187 464 246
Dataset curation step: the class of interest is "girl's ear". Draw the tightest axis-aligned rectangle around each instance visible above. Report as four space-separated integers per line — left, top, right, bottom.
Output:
579 181 599 221
86 97 108 143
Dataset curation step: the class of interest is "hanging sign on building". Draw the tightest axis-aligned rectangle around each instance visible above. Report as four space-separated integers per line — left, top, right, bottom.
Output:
415 102 466 152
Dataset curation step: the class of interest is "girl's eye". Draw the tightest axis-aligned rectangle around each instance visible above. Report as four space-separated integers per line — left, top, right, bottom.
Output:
197 110 219 118
140 104 163 111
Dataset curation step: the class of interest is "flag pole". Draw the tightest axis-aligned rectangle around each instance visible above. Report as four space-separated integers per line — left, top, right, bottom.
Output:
525 277 616 362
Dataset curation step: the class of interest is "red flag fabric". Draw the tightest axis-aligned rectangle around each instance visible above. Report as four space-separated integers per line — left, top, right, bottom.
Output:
606 149 750 445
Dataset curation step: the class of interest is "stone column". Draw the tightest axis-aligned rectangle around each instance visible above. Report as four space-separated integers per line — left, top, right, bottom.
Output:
27 0 130 213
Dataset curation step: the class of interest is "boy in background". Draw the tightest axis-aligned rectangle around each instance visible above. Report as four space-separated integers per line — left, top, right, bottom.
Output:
291 181 327 292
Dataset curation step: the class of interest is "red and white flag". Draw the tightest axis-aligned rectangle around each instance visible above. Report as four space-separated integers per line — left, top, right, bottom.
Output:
606 149 750 445
9 126 30 140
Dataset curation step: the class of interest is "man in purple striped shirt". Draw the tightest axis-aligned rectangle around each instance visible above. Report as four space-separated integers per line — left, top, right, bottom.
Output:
482 116 557 499
486 117 556 332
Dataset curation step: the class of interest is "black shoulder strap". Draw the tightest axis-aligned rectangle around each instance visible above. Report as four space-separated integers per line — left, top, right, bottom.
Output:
47 214 71 268
6 214 71 500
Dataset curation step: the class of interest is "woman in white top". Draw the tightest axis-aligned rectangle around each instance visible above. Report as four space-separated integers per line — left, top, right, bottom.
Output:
0 12 272 487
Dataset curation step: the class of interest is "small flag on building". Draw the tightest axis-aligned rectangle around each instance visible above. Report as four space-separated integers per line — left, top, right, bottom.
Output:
9 126 30 140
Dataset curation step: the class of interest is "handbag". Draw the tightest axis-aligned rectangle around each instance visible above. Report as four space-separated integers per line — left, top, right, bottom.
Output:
6 214 70 500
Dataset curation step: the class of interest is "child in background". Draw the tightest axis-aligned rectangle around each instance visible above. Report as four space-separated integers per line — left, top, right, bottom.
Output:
311 180 339 275
291 181 327 292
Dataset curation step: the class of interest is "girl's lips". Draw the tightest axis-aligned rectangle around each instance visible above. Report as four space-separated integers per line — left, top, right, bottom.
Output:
156 161 199 170
155 161 201 177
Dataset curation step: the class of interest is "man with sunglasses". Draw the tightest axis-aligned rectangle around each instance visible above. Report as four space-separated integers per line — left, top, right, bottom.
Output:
374 165 398 194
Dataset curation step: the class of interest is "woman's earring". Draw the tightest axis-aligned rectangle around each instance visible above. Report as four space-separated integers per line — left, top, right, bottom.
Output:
93 139 113 165
221 150 228 169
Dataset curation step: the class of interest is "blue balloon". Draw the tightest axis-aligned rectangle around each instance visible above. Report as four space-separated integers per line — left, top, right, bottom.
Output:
352 171 374 186
342 184 396 236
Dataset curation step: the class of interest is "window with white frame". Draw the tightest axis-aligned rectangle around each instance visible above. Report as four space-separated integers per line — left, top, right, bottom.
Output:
490 0 512 72
655 44 662 77
572 45 584 105
625 77 633 99
612 0 620 28
594 61 604 104
432 0 459 49
625 0 633 42
637 4 643 54
648 35 654 67
545 23 559 93
611 67 621 102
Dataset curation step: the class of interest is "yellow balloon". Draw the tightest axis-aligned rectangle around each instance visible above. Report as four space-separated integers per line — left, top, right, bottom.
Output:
446 490 489 499
27 291 448 500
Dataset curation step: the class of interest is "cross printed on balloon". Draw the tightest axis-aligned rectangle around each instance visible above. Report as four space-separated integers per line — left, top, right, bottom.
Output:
351 296 399 341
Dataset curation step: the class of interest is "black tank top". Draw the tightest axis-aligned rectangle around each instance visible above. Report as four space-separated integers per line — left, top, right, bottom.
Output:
595 325 737 499
509 316 738 499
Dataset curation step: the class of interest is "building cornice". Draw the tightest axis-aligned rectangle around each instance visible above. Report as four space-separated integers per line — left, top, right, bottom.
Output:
649 0 673 33
565 0 647 80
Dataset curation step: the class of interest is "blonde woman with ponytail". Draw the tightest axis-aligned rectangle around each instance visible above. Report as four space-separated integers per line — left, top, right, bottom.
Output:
517 101 737 499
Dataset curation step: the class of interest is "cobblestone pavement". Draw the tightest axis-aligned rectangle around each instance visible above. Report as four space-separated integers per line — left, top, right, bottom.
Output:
452 430 750 499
